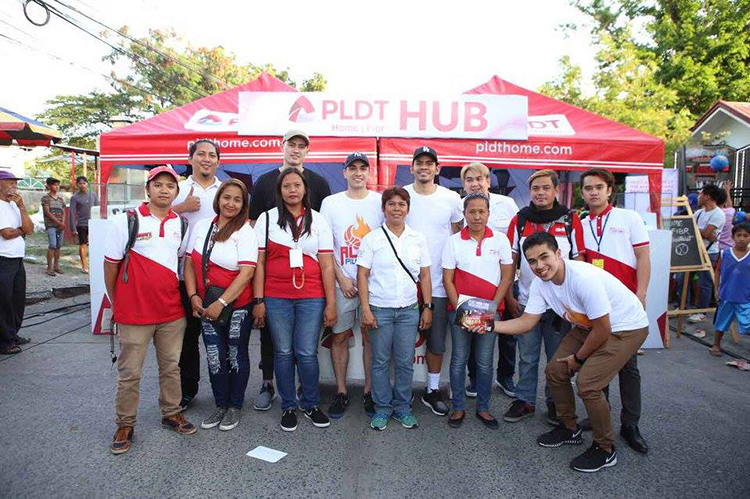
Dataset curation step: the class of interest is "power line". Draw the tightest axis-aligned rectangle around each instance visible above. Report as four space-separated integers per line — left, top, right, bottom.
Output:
50 0 231 90
24 0 208 101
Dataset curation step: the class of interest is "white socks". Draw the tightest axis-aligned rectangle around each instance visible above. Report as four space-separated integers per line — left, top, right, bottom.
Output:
427 373 440 392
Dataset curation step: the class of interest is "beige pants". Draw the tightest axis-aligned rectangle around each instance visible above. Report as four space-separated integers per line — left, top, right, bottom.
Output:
545 326 648 451
115 318 186 427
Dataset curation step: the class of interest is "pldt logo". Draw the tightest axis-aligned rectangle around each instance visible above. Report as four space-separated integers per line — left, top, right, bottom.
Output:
288 96 315 123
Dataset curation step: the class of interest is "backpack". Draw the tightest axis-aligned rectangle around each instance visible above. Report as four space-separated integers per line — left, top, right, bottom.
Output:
120 209 189 283
515 210 575 269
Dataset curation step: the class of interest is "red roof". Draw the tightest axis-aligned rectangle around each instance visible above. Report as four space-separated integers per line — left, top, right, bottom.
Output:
691 100 750 131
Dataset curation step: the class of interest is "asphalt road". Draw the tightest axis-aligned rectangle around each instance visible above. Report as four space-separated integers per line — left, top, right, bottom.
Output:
1 296 749 498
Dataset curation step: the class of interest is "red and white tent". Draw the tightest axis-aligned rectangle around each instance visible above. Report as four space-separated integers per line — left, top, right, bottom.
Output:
99 73 664 212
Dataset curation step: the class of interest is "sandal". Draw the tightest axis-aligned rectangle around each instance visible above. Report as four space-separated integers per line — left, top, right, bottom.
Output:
46 270 56 276
81 268 89 274
709 347 722 357
0 345 21 355
13 336 31 345
55 268 64 274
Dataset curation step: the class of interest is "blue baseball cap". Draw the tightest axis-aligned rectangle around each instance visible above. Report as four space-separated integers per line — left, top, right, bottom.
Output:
344 152 369 168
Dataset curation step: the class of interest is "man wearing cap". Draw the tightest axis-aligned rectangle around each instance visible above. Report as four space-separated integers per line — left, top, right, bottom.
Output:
105 166 197 455
248 129 332 411
0 170 33 355
172 139 223 411
320 152 383 419
405 146 463 416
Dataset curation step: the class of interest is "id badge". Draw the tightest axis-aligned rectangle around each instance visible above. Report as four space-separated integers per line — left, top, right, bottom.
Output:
592 258 605 270
289 248 304 268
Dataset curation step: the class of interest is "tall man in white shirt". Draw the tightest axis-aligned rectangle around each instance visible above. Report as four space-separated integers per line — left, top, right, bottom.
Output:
580 168 650 454
484 231 649 473
0 169 33 355
405 146 463 416
460 162 520 397
320 153 383 418
172 139 222 410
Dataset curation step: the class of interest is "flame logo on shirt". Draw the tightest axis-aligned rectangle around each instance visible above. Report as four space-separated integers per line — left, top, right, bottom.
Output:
341 215 372 264
563 307 593 330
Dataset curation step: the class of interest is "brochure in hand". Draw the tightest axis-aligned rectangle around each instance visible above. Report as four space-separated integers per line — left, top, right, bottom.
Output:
454 295 495 333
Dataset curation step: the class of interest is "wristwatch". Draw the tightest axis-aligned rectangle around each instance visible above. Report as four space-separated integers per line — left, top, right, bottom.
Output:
253 297 265 306
423 302 435 310
573 352 586 365
217 298 228 307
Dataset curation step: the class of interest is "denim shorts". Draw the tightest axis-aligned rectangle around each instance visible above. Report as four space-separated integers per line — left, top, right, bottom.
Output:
45 227 63 249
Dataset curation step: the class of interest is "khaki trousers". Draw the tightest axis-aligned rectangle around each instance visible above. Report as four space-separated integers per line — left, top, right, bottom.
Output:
545 326 648 451
115 318 186 427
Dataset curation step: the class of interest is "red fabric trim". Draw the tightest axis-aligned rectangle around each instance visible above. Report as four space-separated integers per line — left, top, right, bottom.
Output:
104 256 122 263
113 250 183 324
264 239 324 299
632 241 650 248
585 249 638 293
450 268 505 313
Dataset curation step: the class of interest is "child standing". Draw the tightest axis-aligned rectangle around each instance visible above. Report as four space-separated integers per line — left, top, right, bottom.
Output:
711 221 750 356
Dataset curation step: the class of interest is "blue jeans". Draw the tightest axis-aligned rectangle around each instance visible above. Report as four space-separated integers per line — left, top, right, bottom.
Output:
515 309 567 406
450 312 497 412
369 304 419 416
675 252 719 308
45 227 63 250
266 297 325 411
201 307 251 409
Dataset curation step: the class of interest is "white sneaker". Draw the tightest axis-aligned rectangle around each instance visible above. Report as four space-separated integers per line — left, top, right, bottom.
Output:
687 313 706 323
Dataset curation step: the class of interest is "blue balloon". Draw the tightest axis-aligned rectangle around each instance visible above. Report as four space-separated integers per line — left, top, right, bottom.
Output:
735 211 747 225
710 155 729 172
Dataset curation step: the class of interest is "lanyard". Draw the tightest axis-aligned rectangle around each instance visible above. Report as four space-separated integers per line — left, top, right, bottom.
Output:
588 212 611 252
291 210 306 245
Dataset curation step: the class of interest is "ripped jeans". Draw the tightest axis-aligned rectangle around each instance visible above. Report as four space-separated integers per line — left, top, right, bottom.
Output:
201 306 252 409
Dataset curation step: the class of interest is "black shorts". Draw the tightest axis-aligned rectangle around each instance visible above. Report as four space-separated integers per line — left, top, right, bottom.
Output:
77 226 89 245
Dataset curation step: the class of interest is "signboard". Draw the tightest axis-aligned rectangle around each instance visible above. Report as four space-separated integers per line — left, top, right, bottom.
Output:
662 217 703 268
624 169 679 218
238 92 528 140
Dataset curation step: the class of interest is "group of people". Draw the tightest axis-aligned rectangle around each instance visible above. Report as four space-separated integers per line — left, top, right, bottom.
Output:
0 128 662 474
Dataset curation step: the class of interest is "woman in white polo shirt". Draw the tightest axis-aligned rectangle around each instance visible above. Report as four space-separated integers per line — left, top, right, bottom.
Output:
443 193 514 429
184 179 258 432
252 169 337 433
357 186 433 431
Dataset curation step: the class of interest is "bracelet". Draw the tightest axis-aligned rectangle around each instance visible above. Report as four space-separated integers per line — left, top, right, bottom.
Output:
573 353 586 365
218 298 228 307
190 293 200 300
253 297 265 305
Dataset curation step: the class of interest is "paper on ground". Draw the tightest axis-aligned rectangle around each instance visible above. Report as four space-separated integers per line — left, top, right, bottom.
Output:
247 446 287 463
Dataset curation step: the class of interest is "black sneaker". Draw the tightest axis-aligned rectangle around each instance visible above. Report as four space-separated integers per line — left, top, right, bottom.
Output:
546 401 561 426
537 425 584 448
570 443 618 473
179 394 194 413
328 393 349 420
280 409 298 432
503 400 535 422
421 388 449 416
363 392 375 417
304 406 331 428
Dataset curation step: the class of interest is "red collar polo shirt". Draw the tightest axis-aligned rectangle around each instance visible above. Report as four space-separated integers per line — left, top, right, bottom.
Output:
104 203 186 325
583 205 649 293
254 207 334 299
442 226 514 311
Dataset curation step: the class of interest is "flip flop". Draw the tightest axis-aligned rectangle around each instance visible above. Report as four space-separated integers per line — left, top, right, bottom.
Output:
709 348 722 357
0 345 21 355
55 269 65 274
81 268 89 274
13 336 31 345
46 270 56 276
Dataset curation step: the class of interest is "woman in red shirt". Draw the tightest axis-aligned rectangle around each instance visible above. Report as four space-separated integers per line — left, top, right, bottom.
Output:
252 169 337 432
184 179 258 431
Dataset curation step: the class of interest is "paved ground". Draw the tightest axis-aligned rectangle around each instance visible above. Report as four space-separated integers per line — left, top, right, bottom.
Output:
1 296 749 498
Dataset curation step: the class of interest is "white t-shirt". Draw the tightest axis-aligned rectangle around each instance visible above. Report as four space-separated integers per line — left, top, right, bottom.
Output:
357 224 431 308
404 184 463 298
0 199 25 258
525 260 649 333
320 190 384 284
174 176 222 273
695 207 726 255
488 193 519 234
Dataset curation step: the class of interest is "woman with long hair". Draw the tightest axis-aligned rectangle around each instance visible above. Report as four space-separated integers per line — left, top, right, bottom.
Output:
252 168 337 432
184 178 258 431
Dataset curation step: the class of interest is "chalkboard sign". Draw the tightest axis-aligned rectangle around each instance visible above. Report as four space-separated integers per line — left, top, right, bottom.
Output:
663 217 702 268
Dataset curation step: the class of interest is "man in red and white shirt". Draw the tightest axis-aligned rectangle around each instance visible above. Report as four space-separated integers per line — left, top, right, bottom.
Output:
581 168 650 454
104 166 197 455
504 169 585 426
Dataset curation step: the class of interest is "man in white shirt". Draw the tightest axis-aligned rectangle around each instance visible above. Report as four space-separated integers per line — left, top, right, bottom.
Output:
485 231 649 473
172 139 222 410
0 169 33 355
460 162 520 398
320 153 383 419
680 184 726 323
405 146 463 416
581 168 650 454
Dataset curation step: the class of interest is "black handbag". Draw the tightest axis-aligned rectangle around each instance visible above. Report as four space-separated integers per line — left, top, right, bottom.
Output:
202 221 235 327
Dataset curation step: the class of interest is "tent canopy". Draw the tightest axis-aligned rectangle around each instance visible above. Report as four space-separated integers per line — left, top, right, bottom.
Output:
0 106 62 147
100 73 664 209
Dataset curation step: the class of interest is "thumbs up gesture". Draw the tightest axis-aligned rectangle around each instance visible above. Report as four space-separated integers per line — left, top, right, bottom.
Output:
181 186 201 212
